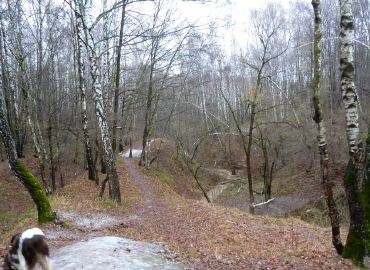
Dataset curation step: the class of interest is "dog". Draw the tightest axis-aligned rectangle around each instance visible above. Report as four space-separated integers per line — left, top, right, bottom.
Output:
4 228 51 270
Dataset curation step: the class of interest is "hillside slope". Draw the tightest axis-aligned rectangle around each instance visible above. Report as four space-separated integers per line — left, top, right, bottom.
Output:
0 150 356 269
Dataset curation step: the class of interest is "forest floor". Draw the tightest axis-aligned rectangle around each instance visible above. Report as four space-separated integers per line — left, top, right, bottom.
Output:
0 151 357 269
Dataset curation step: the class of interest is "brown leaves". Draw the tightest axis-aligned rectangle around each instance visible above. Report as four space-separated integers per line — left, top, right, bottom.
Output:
0 156 357 270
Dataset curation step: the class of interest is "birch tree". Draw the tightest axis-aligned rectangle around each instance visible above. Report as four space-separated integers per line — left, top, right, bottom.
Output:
73 0 96 181
78 0 121 203
0 13 26 159
6 0 50 191
0 11 53 224
339 0 366 264
311 0 343 255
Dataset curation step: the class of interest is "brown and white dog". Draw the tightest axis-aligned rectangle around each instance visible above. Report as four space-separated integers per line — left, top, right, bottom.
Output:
4 228 51 270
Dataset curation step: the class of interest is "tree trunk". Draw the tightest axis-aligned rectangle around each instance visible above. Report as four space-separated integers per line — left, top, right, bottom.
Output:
0 33 26 158
0 37 53 224
74 0 95 181
246 102 256 214
339 0 365 265
112 0 127 154
363 127 370 257
47 124 56 192
139 54 156 168
342 159 365 264
311 0 343 255
80 0 121 203
179 150 211 203
260 136 273 202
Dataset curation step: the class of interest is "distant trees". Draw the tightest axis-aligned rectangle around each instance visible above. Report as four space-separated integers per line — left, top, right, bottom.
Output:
1 0 370 238
139 0 190 169
221 3 289 214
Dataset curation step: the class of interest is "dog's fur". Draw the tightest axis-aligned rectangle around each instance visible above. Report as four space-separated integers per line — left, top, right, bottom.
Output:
4 228 51 270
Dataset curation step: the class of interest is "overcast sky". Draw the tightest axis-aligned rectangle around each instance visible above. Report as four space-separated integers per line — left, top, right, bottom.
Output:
91 0 303 55
173 0 297 54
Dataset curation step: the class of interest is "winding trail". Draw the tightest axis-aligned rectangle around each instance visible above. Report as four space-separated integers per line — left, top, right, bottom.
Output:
20 155 356 270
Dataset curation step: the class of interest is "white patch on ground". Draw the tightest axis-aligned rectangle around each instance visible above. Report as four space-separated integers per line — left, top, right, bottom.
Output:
56 210 127 229
120 139 161 158
51 236 185 270
120 149 142 158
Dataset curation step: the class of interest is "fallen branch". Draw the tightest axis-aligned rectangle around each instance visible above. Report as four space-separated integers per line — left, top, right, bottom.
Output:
252 198 275 208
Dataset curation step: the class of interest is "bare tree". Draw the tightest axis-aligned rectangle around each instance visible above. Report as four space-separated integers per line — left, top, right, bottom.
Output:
0 13 53 224
112 0 127 153
311 0 343 255
73 0 96 181
139 0 189 169
77 0 121 203
239 3 289 214
339 0 366 265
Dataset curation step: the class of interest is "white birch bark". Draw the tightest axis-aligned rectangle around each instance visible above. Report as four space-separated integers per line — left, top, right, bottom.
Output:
80 0 121 203
102 0 110 115
74 0 95 181
340 0 360 156
339 0 366 263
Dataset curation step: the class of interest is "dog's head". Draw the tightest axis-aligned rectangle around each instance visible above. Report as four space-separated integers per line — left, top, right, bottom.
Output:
4 233 21 270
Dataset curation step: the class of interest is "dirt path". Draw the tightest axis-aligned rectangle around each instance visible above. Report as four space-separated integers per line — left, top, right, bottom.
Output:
124 157 158 207
45 156 166 247
38 157 186 269
1 156 357 269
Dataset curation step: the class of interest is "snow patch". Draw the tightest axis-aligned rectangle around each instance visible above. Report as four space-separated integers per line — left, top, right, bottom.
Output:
120 149 142 158
51 236 185 270
56 210 126 229
119 138 161 158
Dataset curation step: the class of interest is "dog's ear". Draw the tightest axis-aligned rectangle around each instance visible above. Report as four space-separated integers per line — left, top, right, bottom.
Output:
10 233 20 244
8 233 21 255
